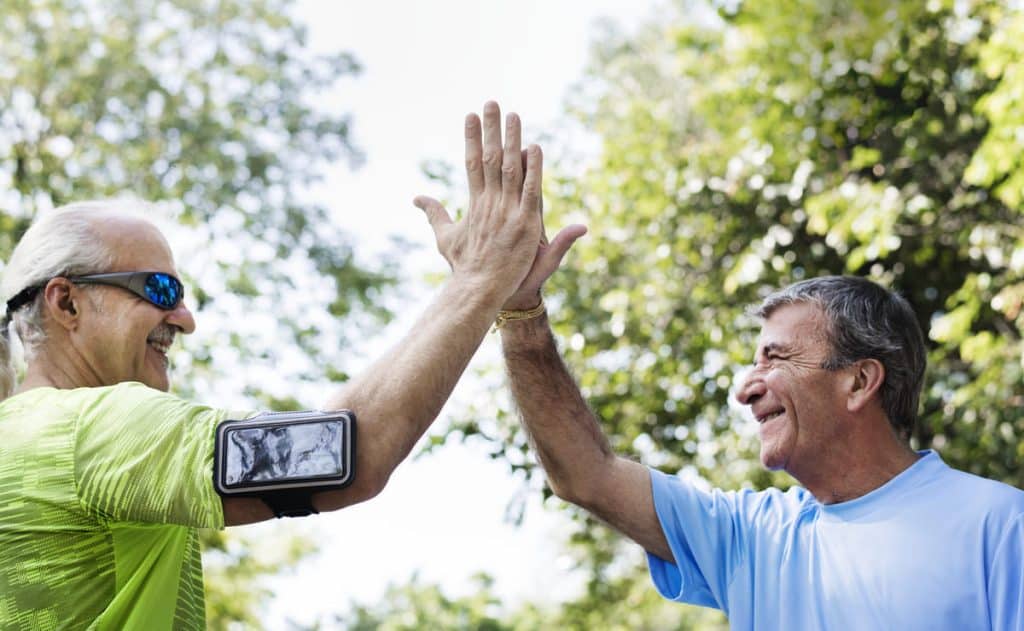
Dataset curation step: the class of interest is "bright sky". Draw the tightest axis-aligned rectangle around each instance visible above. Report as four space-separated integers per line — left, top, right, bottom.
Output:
251 1 662 626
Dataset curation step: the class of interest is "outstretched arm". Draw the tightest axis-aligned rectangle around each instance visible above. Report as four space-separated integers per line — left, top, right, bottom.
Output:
224 102 543 525
490 190 672 561
499 315 674 562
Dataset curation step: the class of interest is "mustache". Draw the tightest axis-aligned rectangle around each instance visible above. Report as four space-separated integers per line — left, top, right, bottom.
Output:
146 323 178 345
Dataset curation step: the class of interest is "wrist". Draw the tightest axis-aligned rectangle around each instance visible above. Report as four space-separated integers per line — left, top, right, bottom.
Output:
502 290 543 311
498 308 552 348
447 271 511 312
493 300 546 333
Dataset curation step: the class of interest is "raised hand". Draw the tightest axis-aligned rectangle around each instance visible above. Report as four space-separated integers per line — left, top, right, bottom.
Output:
414 101 543 304
501 193 587 310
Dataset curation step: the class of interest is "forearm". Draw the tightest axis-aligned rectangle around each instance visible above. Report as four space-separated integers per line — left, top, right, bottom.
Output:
499 313 615 504
317 274 504 508
500 313 673 561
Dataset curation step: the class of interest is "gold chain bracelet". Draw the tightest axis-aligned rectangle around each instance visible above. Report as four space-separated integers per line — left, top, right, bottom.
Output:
492 300 546 333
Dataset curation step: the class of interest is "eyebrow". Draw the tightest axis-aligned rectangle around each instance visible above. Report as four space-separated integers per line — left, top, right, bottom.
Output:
754 342 796 361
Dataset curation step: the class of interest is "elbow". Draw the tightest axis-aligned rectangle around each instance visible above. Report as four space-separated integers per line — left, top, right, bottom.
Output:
547 478 577 505
311 467 389 514
542 453 619 512
350 465 392 504
546 474 598 510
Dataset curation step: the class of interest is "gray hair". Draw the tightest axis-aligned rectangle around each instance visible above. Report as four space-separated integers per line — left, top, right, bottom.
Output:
0 202 128 398
755 276 927 441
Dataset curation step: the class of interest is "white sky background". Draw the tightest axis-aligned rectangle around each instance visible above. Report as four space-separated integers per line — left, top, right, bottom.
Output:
247 1 663 626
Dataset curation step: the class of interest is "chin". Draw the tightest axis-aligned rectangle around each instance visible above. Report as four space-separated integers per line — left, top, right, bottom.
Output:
759 443 789 471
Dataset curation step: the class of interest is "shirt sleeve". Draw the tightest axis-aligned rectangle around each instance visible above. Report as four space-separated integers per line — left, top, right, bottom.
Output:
646 468 799 613
988 513 1024 631
72 382 234 529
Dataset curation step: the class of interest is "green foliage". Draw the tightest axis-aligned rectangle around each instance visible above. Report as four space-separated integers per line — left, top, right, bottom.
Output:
0 0 397 409
201 528 316 628
320 570 725 631
339 573 530 631
442 0 1024 625
550 0 1024 496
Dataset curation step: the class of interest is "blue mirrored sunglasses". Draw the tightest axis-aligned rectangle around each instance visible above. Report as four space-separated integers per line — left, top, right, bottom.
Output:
69 272 185 310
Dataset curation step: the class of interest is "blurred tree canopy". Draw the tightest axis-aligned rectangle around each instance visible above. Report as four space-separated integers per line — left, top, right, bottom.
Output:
306 571 724 631
0 0 396 409
440 0 1024 627
0 0 395 626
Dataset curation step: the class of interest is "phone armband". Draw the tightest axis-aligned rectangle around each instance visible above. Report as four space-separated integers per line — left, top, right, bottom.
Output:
213 409 356 518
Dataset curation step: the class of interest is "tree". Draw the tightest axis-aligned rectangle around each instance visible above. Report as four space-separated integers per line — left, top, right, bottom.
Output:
319 571 725 631
0 0 396 408
340 573 530 631
0 0 396 625
442 0 1023 626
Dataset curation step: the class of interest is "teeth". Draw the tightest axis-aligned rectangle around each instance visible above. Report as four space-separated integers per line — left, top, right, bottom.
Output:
760 411 783 423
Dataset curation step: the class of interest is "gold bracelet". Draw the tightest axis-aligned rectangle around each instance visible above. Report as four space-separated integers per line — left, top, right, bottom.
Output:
492 300 546 333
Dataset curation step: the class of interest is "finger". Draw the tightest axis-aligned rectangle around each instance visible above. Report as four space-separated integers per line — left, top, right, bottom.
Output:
521 147 545 238
520 144 543 215
481 101 503 191
539 195 547 245
501 112 523 202
464 114 484 199
413 195 453 234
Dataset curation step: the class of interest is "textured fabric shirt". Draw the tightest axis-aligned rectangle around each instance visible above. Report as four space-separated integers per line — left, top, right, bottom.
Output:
0 383 229 630
647 450 1024 630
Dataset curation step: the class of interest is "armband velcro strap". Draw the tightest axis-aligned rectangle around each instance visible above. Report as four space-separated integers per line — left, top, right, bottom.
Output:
262 491 319 519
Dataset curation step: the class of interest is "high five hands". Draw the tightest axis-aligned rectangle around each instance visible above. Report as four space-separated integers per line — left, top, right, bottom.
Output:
415 101 587 311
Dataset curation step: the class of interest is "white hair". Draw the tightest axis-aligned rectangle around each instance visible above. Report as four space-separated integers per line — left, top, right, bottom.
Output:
0 200 155 398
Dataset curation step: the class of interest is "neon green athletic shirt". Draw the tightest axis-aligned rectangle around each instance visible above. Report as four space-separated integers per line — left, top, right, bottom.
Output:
0 383 234 630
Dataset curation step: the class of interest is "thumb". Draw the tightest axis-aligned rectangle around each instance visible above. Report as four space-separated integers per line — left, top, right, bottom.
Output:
413 196 453 234
536 224 587 278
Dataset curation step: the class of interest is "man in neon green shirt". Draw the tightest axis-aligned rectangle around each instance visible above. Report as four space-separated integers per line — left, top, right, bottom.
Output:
0 102 586 629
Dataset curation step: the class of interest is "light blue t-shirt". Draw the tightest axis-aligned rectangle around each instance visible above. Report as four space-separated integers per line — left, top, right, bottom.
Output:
647 451 1024 630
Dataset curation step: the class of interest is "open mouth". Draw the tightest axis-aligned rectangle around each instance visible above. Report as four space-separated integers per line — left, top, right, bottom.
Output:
146 328 175 356
757 410 784 424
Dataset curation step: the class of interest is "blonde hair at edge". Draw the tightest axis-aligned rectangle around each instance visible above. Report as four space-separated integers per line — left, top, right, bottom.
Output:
0 201 158 400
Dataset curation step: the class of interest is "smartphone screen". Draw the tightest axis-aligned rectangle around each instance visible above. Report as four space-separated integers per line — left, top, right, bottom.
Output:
223 419 344 487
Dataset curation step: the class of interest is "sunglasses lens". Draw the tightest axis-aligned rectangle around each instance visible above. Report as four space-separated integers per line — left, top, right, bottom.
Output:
143 273 182 309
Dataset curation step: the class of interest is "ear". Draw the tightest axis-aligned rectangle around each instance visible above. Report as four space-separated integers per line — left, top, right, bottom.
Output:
846 358 885 413
42 278 82 332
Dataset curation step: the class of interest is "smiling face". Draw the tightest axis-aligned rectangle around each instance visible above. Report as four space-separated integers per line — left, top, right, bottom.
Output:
735 301 849 474
73 218 196 391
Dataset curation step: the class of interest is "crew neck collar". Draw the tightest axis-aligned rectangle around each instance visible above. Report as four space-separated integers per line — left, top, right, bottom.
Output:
818 450 943 521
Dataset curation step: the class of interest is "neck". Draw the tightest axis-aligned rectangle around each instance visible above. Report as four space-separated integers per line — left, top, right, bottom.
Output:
792 420 920 505
16 345 104 393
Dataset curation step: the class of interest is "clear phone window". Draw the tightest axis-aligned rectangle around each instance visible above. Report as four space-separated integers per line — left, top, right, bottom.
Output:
224 420 344 486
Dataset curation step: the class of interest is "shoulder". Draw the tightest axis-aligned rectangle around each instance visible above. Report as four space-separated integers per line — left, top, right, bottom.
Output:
78 382 217 417
70 382 234 446
650 468 814 526
928 453 1024 519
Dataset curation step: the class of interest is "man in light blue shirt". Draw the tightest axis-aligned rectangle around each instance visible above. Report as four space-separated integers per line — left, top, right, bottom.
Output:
494 273 1023 630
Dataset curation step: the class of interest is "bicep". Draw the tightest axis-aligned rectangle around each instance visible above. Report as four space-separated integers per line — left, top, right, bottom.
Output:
581 457 674 563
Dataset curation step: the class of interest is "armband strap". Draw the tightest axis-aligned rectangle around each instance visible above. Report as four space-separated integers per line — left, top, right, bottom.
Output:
261 491 319 519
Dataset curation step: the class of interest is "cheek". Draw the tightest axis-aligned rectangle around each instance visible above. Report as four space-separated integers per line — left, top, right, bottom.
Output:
762 371 792 399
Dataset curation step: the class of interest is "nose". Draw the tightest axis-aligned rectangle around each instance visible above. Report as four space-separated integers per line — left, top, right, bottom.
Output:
735 367 765 407
166 301 196 334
